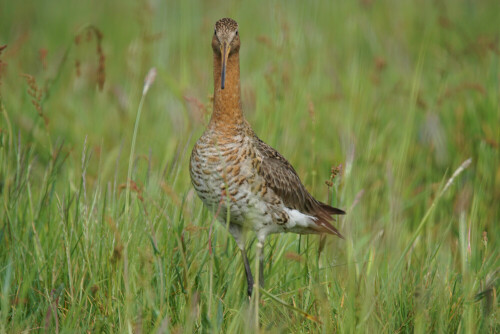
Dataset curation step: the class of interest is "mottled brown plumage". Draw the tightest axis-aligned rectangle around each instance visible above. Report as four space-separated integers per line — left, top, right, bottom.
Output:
255 137 345 235
190 18 345 297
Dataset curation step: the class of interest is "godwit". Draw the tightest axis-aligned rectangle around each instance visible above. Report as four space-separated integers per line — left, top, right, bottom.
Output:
190 17 345 297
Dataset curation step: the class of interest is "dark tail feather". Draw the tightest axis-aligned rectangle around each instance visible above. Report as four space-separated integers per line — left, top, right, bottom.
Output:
313 203 345 239
315 218 344 239
320 202 346 215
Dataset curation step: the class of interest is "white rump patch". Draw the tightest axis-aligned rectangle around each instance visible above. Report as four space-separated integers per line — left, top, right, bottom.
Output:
284 208 316 229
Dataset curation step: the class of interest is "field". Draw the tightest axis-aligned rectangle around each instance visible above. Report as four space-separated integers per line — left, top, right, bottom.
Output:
0 0 499 332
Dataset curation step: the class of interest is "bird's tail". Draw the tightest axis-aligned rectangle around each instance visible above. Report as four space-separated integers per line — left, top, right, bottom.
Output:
312 202 345 239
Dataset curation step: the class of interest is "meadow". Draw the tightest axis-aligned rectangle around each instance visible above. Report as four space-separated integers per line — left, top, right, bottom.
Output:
0 0 499 332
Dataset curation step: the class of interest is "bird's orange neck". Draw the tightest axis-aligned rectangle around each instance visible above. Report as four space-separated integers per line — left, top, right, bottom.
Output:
209 52 245 134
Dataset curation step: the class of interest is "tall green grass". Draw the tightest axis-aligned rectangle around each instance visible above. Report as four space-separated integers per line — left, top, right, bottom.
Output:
0 0 498 332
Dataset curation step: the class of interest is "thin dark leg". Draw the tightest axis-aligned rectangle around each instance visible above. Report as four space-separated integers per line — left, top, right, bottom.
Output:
259 246 264 288
241 249 254 297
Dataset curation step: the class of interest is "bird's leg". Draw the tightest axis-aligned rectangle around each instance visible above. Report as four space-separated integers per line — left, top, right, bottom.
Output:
259 244 264 288
228 224 254 297
240 248 254 297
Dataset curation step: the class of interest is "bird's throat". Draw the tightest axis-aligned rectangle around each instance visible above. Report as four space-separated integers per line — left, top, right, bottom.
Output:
210 52 244 132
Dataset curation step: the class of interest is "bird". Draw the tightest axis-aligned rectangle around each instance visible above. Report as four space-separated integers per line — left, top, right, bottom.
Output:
189 17 345 297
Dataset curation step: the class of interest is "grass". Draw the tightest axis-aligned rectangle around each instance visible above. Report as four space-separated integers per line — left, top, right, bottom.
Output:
0 0 499 332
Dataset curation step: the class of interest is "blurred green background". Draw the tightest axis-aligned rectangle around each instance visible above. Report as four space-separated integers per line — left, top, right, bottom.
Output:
0 0 499 332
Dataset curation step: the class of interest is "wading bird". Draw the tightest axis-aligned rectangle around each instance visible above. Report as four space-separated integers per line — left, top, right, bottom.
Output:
190 18 345 297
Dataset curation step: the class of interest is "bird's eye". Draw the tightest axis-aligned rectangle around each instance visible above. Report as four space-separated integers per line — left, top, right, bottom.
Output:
235 30 238 36
214 29 216 35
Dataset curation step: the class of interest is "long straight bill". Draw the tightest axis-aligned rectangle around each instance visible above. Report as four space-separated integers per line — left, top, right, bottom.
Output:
221 42 230 89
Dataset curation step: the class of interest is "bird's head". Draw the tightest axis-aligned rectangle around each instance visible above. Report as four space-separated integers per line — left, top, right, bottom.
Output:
212 18 240 89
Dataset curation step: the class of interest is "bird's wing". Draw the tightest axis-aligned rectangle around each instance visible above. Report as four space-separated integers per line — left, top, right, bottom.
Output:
255 139 313 211
253 136 345 237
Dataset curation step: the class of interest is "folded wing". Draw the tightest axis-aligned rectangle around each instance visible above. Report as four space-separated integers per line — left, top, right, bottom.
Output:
254 136 345 238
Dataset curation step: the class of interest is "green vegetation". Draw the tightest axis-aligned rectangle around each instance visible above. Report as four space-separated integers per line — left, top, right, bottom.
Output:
0 0 498 332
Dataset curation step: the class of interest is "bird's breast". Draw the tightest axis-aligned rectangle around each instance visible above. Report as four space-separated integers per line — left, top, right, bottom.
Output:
190 133 293 233
190 135 250 207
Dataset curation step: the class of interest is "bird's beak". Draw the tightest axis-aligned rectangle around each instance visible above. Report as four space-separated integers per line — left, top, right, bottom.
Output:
220 42 230 89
